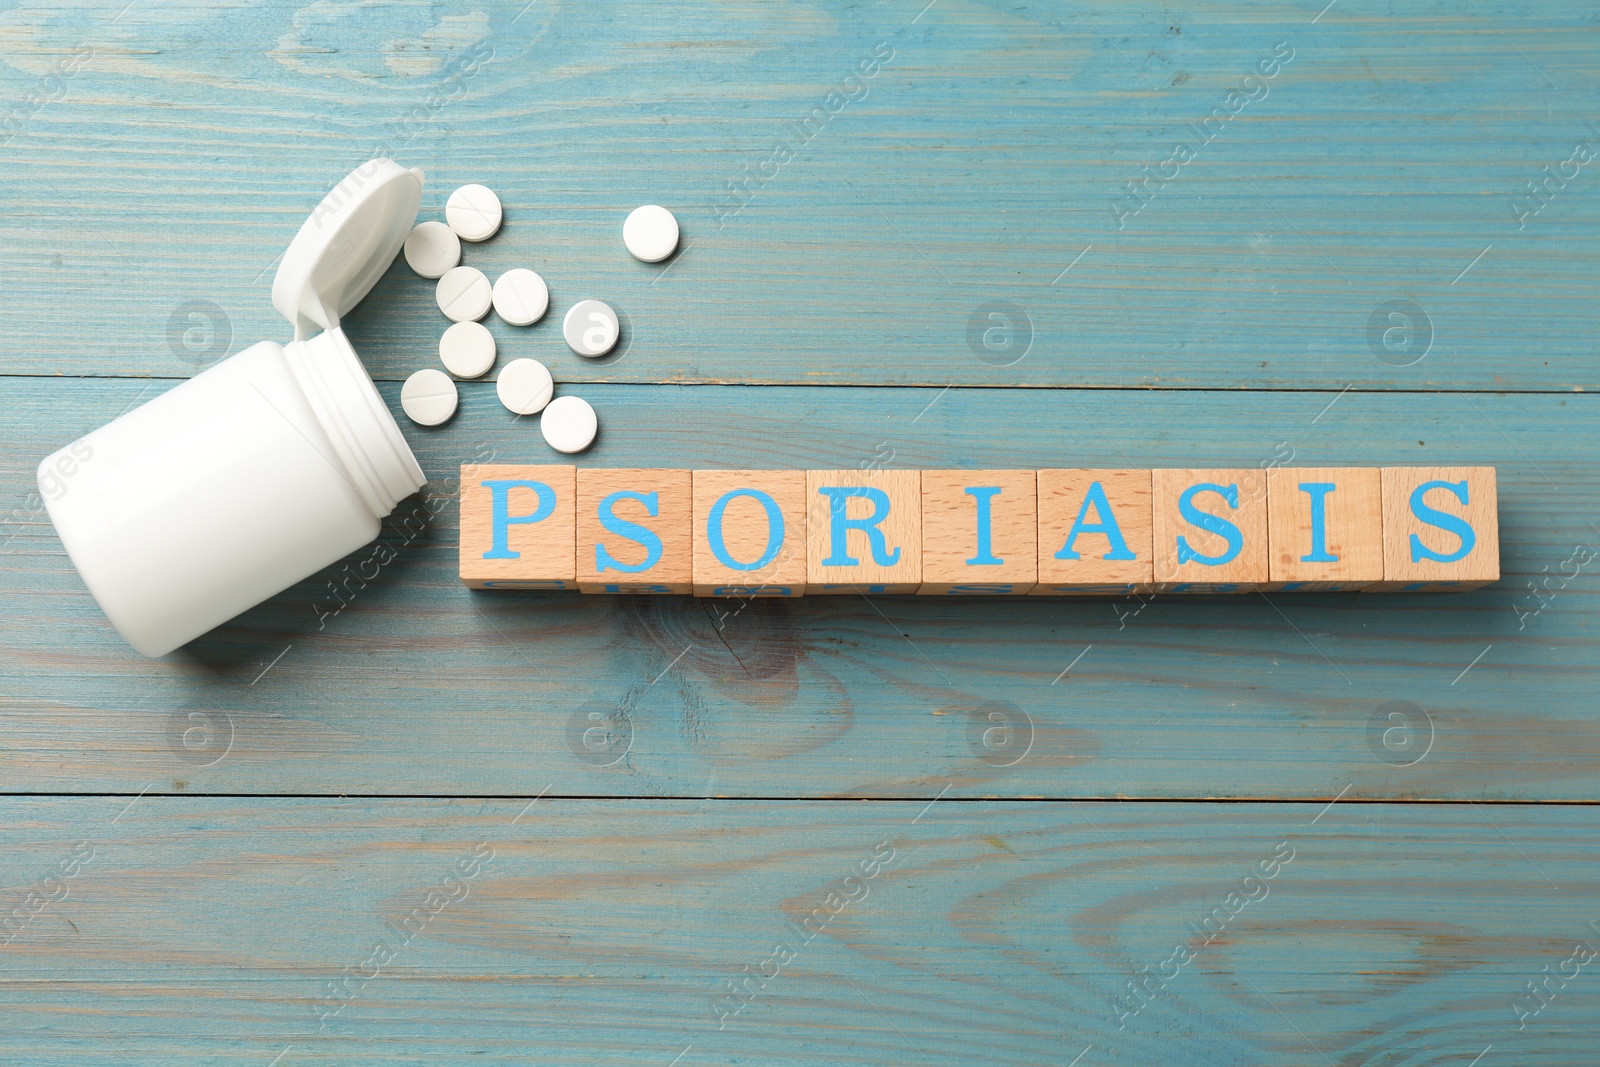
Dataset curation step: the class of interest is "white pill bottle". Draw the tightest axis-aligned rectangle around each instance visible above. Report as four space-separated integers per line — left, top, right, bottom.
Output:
40 160 429 657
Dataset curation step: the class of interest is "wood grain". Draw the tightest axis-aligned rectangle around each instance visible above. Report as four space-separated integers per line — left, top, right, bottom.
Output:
0 797 1595 1066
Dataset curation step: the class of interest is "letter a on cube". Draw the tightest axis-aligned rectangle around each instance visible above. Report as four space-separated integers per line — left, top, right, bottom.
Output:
459 464 576 589
806 470 921 593
1033 469 1152 595
577 469 693 594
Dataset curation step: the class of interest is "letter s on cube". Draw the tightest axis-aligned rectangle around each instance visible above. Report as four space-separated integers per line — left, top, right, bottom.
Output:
459 465 576 589
1151 469 1268 591
1370 467 1499 591
577 469 693 594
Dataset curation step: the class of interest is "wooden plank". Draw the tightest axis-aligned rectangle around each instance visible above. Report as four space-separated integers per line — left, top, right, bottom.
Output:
0 378 1592 800
0 797 1595 1065
0 3 1595 390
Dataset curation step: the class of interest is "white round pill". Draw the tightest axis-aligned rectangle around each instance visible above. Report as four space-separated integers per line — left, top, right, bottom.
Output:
446 183 502 242
496 357 554 416
492 268 549 326
400 368 458 426
439 320 496 379
623 204 679 263
436 265 492 322
562 299 620 357
402 221 461 279
541 395 597 453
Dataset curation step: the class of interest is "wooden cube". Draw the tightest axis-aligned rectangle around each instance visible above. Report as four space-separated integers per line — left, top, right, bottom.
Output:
1265 467 1384 590
806 470 921 594
692 470 807 597
575 469 693 594
918 470 1037 594
1370 467 1500 591
1151 468 1268 592
1032 469 1152 596
459 464 576 590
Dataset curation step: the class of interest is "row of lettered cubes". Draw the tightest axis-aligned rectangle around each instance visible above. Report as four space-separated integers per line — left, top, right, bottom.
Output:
458 464 1499 595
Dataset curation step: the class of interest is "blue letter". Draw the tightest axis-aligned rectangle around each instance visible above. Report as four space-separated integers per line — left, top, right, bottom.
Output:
595 490 663 573
1298 482 1338 563
481 479 554 559
817 486 901 566
707 489 784 571
964 486 1004 566
1408 480 1475 563
1175 483 1243 566
1056 481 1135 561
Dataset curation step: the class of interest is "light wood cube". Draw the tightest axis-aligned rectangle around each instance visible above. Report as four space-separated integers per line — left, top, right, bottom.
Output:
459 464 576 590
692 470 807 597
918 470 1037 594
1152 468 1268 592
1370 466 1500 591
1265 467 1384 590
1032 469 1153 595
806 470 921 594
576 469 693 594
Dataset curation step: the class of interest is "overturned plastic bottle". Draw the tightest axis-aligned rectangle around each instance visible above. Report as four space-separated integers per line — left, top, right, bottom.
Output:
39 160 429 656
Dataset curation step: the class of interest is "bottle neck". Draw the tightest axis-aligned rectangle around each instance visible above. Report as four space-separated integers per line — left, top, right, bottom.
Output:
284 328 425 518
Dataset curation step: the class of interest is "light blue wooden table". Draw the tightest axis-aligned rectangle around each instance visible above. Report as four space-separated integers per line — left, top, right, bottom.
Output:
2 1 1596 1063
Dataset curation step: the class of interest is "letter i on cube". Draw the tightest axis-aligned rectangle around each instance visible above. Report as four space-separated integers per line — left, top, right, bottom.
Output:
1263 467 1383 590
918 470 1037 594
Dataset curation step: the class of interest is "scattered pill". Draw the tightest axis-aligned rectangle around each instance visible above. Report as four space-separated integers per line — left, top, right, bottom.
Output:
439 320 496 379
492 268 549 326
446 183 502 242
496 357 554 416
402 221 461 279
623 205 679 263
563 299 620 357
436 265 492 322
541 395 597 453
400 368 458 426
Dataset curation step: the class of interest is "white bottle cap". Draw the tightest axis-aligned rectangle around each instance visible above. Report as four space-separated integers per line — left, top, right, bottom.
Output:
272 158 425 341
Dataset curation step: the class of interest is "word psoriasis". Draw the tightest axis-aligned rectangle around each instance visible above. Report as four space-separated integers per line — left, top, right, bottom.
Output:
458 466 1499 596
